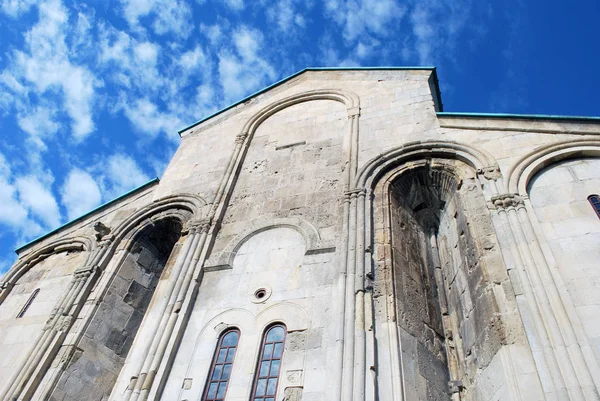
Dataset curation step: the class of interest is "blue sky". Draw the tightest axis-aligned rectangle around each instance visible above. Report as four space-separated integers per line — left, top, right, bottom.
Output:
0 0 599 275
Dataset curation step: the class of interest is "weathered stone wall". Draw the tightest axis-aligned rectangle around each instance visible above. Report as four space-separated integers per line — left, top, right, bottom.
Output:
390 193 449 401
0 251 84 391
1 69 600 401
51 219 182 401
529 158 600 362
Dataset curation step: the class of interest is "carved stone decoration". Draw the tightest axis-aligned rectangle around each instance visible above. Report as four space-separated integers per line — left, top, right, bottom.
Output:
94 221 112 241
235 133 248 144
184 218 212 235
477 164 502 181
491 193 525 210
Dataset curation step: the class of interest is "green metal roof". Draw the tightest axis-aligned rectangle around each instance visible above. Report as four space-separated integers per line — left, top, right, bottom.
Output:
15 178 160 254
178 66 442 134
437 111 600 122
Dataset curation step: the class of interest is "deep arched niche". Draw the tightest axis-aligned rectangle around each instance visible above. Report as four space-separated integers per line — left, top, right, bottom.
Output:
374 158 514 400
52 217 184 400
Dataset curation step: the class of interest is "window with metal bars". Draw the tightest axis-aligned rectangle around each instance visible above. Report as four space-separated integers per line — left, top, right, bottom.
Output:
16 288 40 318
589 195 600 219
250 324 286 401
202 329 240 401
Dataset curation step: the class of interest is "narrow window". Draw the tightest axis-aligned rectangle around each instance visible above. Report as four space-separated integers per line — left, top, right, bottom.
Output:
16 288 40 318
589 195 600 219
250 324 287 401
202 329 240 401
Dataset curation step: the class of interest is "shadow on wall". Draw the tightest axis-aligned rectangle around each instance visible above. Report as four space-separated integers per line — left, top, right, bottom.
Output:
52 218 183 400
389 162 507 400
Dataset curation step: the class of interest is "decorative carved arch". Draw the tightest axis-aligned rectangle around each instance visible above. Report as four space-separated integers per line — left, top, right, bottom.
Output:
355 140 498 190
0 236 94 290
255 301 310 333
506 139 600 194
107 193 208 251
204 217 334 270
240 89 360 137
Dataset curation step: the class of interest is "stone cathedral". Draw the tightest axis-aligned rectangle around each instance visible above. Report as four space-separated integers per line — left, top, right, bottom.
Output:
1 67 600 401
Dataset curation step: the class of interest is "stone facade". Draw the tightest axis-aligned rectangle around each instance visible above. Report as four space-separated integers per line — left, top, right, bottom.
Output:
0 68 599 401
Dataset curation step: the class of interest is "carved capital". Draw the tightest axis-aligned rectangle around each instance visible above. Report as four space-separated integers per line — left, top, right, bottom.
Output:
347 106 361 117
74 265 95 278
491 193 525 210
235 133 248 144
185 218 212 235
477 165 502 181
57 315 74 332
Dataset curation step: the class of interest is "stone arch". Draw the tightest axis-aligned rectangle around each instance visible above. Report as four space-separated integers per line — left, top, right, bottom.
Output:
50 194 207 401
255 301 310 333
364 146 522 401
506 139 600 194
204 217 333 270
355 140 498 191
106 193 208 250
0 236 94 303
240 89 359 138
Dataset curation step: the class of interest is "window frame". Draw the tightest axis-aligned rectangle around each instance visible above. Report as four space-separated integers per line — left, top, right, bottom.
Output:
16 288 40 318
249 324 287 401
589 195 600 219
201 328 241 401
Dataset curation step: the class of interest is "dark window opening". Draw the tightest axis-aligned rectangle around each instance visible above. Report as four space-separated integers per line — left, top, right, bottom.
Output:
16 288 40 318
250 324 286 401
589 195 600 219
202 329 240 401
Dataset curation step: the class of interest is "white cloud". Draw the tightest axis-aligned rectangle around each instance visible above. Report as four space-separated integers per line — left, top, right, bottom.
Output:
98 25 163 91
15 175 61 229
324 0 406 43
104 153 151 198
0 162 29 229
60 168 102 220
6 0 99 141
406 0 474 65
123 98 182 141
180 46 207 71
200 22 225 46
120 0 193 38
223 0 244 11
0 0 36 17
16 105 60 143
218 26 276 102
266 0 307 33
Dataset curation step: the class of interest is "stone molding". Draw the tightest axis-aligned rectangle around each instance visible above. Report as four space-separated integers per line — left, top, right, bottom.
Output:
355 140 498 190
438 114 600 136
505 139 600 194
0 237 94 303
203 217 333 270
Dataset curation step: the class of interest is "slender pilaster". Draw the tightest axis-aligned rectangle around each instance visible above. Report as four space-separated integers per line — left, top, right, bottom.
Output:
0 261 98 401
492 193 600 400
123 218 211 401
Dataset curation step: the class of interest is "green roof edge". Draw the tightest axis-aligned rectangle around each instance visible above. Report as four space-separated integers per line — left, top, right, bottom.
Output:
178 66 441 134
15 178 160 255
437 111 600 122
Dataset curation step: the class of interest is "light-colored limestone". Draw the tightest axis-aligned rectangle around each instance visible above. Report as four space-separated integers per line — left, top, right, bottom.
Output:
0 69 599 401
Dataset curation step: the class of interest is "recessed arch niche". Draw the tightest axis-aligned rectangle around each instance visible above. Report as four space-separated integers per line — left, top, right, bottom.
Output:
372 157 517 400
52 216 185 400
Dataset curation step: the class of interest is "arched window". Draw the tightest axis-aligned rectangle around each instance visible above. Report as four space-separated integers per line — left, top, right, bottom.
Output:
589 195 600 219
16 288 40 318
202 329 240 401
250 324 287 401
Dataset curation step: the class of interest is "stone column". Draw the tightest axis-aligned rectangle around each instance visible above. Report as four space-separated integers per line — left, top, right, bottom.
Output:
492 193 599 401
121 218 211 401
0 262 98 401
